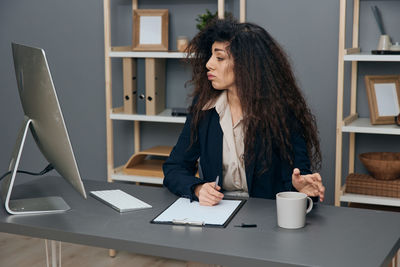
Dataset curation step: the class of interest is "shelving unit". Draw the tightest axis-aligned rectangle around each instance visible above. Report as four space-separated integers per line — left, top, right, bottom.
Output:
343 52 400 62
103 0 246 185
110 108 186 123
342 118 400 135
110 46 187 58
340 192 400 206
335 0 400 207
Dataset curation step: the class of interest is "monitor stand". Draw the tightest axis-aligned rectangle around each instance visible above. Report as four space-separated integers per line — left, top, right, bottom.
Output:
1 117 70 215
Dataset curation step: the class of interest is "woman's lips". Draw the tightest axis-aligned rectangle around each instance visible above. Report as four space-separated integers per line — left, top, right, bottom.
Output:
207 74 215 80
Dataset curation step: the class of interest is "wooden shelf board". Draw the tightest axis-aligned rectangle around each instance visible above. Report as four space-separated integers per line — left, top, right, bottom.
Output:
342 118 400 135
110 47 187 58
340 192 400 207
343 52 400 62
111 166 163 185
110 108 186 123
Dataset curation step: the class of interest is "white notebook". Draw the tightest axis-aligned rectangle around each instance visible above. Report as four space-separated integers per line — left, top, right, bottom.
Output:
90 189 152 213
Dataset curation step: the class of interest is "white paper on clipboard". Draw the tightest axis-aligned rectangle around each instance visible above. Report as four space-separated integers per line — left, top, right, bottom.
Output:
153 197 243 226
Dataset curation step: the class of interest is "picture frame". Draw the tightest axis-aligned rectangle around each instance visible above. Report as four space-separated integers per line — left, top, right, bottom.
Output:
364 75 400 125
132 9 169 51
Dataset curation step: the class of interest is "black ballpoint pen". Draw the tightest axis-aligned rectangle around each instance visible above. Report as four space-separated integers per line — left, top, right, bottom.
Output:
234 223 257 228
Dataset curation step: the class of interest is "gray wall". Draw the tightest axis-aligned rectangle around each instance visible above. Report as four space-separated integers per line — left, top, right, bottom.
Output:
0 0 106 182
1 0 400 205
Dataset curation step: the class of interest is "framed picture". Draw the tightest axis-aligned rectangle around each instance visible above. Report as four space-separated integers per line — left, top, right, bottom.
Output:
132 9 169 51
364 75 400 125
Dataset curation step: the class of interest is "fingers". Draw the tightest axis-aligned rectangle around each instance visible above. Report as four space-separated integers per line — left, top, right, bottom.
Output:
199 194 223 206
199 197 216 206
291 169 303 191
303 175 316 185
200 194 221 206
318 184 326 202
296 171 326 202
293 169 321 184
314 173 322 182
208 183 223 197
308 173 325 202
198 182 224 206
305 173 321 183
306 177 323 194
292 168 301 179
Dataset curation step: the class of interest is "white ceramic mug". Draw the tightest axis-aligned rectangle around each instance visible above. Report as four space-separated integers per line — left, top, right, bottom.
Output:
276 191 313 229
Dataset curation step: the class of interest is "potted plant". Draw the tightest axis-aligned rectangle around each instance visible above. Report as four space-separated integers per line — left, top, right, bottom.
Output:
195 9 234 31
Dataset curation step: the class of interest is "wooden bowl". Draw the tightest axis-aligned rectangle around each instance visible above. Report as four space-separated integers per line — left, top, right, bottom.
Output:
359 152 400 180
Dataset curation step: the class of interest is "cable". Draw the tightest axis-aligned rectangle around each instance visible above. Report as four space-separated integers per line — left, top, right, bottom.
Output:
0 163 54 181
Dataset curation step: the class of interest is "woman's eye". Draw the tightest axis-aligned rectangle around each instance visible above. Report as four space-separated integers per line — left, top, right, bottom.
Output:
217 57 224 61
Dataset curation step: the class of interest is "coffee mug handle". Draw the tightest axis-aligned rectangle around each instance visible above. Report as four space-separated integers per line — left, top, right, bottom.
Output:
306 197 313 214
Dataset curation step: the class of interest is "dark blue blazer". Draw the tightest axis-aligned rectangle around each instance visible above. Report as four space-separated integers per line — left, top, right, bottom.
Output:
163 108 311 200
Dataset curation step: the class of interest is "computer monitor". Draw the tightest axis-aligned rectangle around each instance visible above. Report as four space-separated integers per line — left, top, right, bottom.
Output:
1 43 87 215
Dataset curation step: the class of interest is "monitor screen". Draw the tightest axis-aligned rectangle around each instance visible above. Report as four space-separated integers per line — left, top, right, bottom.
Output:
1 43 87 215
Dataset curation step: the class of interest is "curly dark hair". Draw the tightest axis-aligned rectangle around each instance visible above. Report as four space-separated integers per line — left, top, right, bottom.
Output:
185 18 321 173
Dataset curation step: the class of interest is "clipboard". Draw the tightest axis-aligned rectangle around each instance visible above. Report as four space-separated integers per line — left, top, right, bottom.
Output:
151 197 245 228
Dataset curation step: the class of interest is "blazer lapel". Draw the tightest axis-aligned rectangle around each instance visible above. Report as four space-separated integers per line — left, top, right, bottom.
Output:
203 109 223 184
245 136 261 194
245 156 256 194
213 112 223 184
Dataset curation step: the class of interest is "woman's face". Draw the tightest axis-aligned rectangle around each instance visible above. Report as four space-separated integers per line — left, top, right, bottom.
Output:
205 41 235 91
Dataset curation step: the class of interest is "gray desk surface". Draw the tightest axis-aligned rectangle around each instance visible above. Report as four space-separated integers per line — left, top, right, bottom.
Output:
0 176 399 267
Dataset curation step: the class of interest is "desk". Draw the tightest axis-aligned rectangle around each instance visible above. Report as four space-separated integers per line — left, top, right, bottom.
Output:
0 176 399 267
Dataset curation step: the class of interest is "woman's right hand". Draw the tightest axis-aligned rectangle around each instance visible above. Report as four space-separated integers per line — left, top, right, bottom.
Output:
194 182 224 206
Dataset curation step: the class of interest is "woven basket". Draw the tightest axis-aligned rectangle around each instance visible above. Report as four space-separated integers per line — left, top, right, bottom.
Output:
359 152 400 180
345 173 400 198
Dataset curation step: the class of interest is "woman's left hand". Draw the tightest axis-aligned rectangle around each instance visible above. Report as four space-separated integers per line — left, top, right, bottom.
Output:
292 168 325 202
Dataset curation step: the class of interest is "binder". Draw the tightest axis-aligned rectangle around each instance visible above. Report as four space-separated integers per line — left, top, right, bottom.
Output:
145 58 165 115
122 58 137 114
136 59 146 114
151 197 245 228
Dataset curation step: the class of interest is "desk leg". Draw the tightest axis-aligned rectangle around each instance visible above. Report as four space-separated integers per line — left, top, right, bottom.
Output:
45 240 61 267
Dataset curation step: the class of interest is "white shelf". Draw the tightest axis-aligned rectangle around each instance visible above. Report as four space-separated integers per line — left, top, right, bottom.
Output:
340 192 400 207
109 49 187 59
110 108 186 123
111 170 163 185
343 52 400 62
342 118 400 135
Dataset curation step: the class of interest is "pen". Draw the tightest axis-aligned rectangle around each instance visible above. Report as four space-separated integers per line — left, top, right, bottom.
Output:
234 223 257 228
214 175 219 190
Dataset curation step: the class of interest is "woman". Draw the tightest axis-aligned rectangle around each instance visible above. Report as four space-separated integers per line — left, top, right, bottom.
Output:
163 19 325 206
